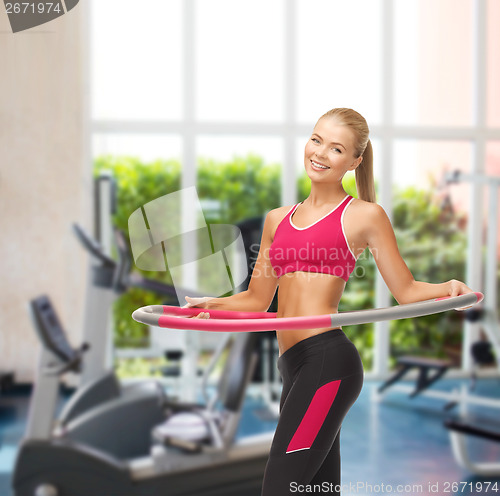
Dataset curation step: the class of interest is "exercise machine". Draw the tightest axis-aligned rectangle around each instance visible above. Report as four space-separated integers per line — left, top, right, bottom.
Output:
20 296 166 455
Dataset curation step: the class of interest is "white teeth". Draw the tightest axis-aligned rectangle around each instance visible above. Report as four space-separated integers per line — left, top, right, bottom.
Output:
312 161 329 169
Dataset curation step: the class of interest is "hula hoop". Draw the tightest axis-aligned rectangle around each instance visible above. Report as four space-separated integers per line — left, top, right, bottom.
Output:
132 292 483 332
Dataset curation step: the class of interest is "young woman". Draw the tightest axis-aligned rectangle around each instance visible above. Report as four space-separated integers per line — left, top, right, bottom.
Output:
185 108 473 495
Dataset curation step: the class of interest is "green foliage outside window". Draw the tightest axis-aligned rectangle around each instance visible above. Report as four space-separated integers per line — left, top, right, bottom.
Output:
94 155 469 372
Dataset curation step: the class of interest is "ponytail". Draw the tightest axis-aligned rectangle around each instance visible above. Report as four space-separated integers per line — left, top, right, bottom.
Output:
355 140 376 203
319 108 376 203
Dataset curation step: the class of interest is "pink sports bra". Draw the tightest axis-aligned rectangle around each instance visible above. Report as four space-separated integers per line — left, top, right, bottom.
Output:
269 195 357 282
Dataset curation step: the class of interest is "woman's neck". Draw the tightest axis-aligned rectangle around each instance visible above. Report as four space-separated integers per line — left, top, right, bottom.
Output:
305 183 347 207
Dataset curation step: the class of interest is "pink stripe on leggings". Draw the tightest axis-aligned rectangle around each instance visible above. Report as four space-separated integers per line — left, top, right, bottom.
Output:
286 380 341 454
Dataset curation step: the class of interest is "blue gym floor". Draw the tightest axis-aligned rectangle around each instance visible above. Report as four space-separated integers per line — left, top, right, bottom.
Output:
2 379 500 496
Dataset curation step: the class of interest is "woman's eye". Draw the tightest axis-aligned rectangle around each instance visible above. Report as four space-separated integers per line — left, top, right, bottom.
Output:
332 148 341 153
311 138 320 144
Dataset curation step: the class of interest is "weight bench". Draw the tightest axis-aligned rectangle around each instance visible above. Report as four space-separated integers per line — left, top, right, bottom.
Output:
378 355 451 398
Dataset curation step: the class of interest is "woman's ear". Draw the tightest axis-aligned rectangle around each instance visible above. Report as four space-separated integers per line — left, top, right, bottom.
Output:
350 156 363 171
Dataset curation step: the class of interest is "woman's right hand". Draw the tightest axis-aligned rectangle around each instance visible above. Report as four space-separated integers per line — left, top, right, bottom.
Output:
182 296 215 319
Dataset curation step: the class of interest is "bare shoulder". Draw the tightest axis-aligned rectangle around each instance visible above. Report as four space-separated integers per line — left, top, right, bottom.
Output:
346 199 389 239
349 198 387 222
265 204 295 238
267 204 295 220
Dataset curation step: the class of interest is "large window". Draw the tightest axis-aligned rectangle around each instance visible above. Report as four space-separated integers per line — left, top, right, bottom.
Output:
89 0 500 375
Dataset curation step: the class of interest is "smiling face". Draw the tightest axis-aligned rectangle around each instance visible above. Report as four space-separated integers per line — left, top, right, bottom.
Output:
304 117 363 183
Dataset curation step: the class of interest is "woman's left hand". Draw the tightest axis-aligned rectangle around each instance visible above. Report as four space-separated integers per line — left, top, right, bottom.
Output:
448 279 475 310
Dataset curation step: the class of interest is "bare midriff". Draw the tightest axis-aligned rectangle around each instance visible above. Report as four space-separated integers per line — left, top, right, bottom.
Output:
275 271 347 356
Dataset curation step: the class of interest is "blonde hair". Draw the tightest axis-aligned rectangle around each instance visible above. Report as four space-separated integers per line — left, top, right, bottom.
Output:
319 108 376 203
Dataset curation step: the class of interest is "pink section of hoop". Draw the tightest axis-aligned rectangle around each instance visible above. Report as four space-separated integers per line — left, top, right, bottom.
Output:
162 306 276 319
157 306 331 332
435 292 484 304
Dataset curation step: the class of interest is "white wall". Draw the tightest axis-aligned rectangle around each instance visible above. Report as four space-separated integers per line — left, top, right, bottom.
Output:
0 6 90 382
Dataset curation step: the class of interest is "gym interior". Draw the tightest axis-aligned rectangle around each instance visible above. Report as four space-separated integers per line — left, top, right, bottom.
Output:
1 1 500 495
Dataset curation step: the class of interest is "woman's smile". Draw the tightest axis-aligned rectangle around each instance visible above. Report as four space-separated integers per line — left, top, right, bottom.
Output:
310 159 330 171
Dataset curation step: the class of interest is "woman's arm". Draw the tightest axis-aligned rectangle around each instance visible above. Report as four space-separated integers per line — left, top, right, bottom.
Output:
363 203 472 304
185 209 280 313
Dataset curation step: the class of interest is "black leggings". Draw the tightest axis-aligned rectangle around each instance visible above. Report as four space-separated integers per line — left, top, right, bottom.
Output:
261 329 364 495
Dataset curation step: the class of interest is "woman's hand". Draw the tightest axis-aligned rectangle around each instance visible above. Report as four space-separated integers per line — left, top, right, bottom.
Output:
448 279 475 310
182 296 215 319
